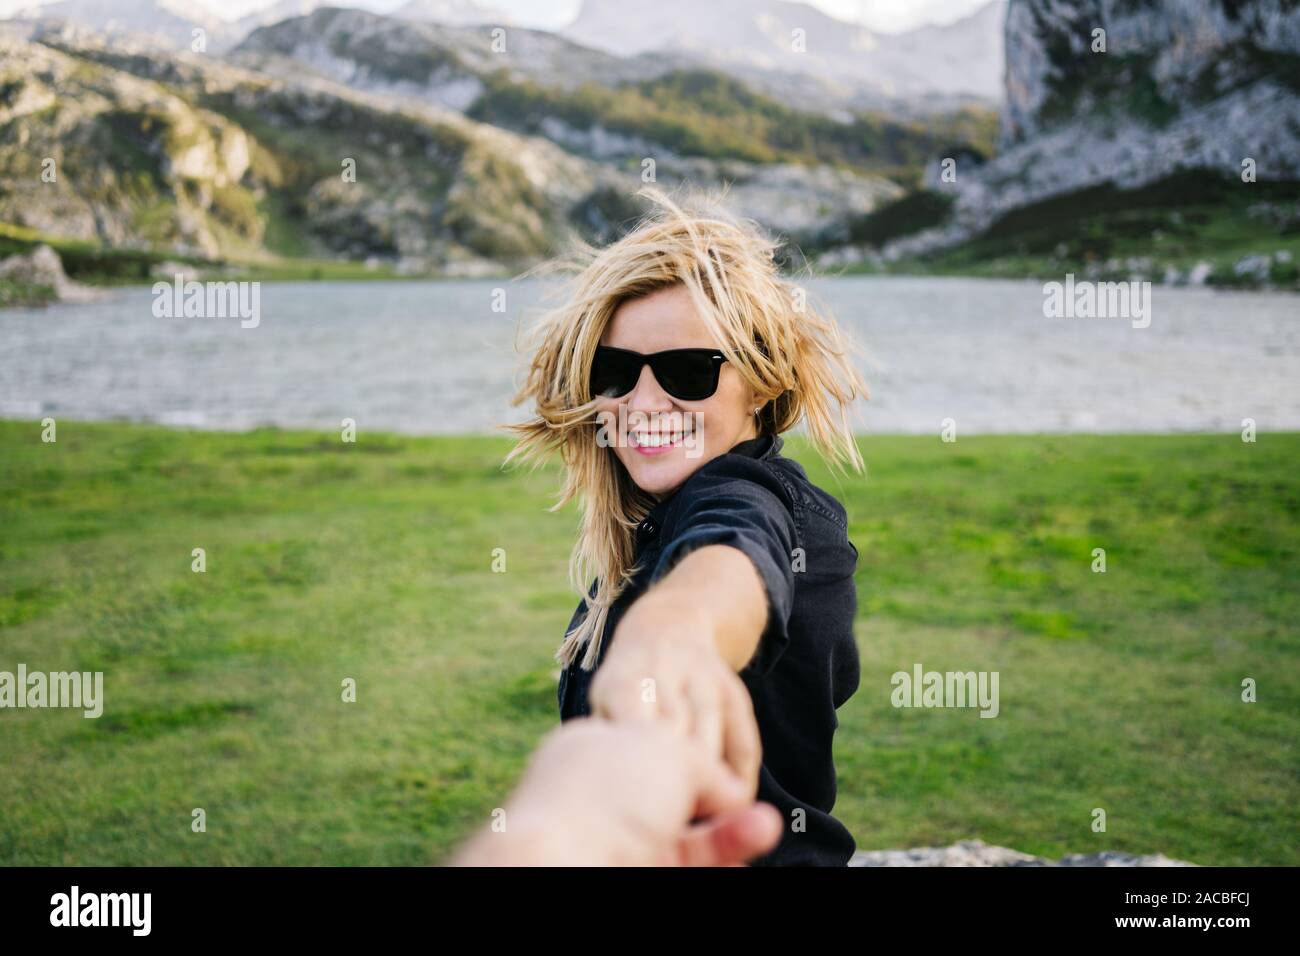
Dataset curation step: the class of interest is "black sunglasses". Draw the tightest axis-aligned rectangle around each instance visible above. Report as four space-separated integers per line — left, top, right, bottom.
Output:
590 345 727 402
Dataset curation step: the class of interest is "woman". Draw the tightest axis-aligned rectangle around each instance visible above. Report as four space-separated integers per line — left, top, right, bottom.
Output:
508 187 868 866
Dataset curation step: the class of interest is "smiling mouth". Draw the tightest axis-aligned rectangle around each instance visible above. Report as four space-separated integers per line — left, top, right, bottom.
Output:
628 427 693 450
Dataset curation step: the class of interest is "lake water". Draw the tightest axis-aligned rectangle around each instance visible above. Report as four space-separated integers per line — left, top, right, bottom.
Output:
1 276 1297 434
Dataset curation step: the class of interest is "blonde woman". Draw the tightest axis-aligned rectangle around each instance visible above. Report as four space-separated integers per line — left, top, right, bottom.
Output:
509 187 867 866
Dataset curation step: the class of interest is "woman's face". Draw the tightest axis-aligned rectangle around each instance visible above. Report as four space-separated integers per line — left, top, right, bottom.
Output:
595 284 760 497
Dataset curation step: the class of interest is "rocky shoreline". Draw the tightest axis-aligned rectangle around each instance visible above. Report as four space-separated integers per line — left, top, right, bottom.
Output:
850 840 1195 867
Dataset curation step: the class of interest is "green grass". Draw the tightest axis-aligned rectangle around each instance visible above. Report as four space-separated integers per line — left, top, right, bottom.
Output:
836 170 1300 290
0 422 1296 865
0 277 56 307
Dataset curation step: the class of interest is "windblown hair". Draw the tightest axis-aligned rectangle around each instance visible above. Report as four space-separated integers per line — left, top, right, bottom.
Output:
506 186 867 670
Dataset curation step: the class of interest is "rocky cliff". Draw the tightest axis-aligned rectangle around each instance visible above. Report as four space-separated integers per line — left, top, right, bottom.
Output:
878 0 1300 267
1002 0 1300 144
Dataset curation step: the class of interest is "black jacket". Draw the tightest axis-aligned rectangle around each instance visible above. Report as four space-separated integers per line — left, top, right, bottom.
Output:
558 433 861 866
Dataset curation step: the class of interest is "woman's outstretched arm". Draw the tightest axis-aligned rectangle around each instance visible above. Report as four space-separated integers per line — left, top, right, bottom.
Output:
618 544 768 670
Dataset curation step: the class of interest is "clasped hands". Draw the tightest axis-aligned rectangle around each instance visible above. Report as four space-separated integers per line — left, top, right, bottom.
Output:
457 595 779 866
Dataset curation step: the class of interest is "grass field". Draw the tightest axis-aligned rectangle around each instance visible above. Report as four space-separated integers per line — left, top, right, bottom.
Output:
0 421 1296 865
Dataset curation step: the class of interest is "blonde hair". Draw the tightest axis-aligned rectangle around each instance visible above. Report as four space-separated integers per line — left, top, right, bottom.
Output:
506 185 867 670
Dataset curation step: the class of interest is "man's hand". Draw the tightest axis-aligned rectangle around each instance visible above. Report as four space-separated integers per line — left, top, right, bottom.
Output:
589 545 768 792
453 718 781 866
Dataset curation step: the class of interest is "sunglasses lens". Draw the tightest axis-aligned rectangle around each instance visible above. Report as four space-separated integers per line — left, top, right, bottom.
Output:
590 348 640 398
653 351 720 401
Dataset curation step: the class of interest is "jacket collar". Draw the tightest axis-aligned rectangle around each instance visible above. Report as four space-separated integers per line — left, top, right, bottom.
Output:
644 432 782 525
729 432 782 461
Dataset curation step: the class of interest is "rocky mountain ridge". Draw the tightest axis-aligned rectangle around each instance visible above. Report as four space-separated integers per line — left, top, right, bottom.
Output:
12 0 1006 110
562 0 1006 105
3 8 963 272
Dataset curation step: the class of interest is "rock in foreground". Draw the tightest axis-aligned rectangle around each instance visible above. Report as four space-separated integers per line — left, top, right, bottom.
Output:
849 839 1195 867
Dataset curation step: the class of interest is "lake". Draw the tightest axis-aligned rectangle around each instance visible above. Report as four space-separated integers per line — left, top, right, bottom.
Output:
1 276 1297 435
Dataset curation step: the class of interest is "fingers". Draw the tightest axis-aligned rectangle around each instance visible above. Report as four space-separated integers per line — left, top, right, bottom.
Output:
591 644 762 799
721 675 762 794
672 803 784 867
657 672 694 738
592 673 658 725
685 740 751 820
543 716 770 867
683 669 724 763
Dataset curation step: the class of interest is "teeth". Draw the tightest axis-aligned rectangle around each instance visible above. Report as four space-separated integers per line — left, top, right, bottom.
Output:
631 430 687 448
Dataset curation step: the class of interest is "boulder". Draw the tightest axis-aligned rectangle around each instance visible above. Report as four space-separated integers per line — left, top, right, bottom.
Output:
0 244 101 303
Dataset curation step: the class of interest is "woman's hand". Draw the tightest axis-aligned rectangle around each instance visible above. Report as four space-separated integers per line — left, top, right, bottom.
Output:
589 595 763 794
454 718 782 866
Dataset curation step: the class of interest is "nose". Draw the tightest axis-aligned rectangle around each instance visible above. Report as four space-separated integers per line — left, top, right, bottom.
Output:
625 362 676 415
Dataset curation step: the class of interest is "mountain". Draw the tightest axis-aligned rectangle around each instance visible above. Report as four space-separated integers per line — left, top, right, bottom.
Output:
231 8 1009 236
8 1 1002 116
0 3 995 276
233 6 844 121
231 6 656 105
233 8 994 171
561 0 1006 104
0 23 633 273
